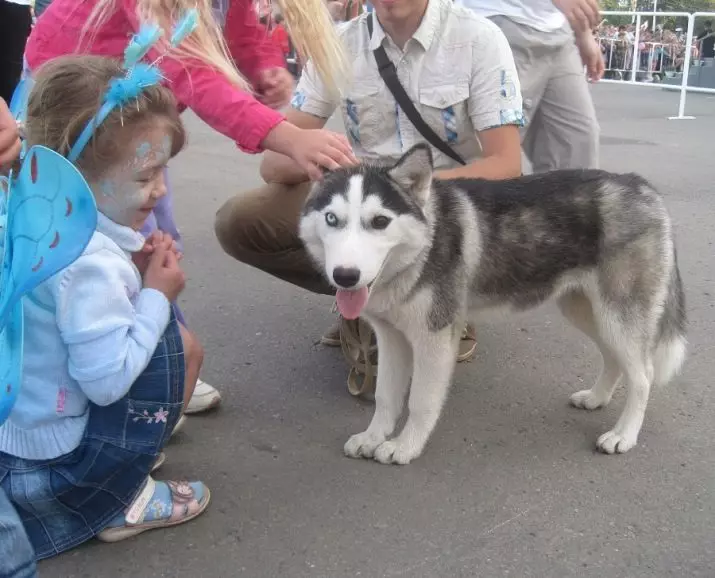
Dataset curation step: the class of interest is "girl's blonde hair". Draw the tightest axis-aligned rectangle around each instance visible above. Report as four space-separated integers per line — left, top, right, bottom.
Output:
81 0 348 96
26 55 186 180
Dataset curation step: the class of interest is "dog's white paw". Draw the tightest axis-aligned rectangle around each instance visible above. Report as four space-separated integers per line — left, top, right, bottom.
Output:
373 440 419 465
596 429 638 454
344 431 386 459
570 388 610 410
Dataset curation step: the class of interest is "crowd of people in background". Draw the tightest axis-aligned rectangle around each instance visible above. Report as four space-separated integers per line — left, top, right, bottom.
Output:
595 19 714 81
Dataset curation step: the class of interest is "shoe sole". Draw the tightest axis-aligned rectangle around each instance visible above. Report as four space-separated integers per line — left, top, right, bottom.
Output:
150 453 166 473
170 415 187 437
183 396 221 415
96 488 212 544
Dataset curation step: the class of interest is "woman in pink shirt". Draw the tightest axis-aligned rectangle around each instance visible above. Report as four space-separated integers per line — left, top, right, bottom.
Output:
25 0 356 415
26 0 353 175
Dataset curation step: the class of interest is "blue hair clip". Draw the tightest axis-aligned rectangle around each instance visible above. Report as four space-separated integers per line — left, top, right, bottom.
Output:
69 11 196 163
170 9 198 48
67 63 163 163
124 22 164 69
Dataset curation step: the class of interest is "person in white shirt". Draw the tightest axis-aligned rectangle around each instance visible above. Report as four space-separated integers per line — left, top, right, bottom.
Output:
456 0 603 172
0 0 33 104
215 0 525 397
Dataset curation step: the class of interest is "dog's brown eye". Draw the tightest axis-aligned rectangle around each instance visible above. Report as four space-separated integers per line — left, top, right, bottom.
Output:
371 216 392 230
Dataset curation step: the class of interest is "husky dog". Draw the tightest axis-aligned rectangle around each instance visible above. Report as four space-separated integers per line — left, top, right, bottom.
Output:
298 144 686 465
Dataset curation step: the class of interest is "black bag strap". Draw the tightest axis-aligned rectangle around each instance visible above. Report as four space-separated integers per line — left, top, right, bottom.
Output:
366 14 466 166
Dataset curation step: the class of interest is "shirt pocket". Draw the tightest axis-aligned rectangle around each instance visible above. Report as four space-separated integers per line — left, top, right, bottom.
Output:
340 83 389 150
418 83 470 147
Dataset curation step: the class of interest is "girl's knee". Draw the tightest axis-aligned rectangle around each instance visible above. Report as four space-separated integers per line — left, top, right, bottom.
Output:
178 325 203 405
185 330 204 370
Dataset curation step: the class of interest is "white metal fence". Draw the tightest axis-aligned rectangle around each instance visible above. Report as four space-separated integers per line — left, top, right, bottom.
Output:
599 11 715 120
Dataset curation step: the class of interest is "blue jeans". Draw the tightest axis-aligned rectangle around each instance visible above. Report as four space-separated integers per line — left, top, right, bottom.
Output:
0 488 37 578
33 0 53 17
0 310 185 560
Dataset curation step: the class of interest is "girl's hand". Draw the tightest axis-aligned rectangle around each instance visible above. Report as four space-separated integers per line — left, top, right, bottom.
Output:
288 128 358 181
133 231 182 277
143 245 186 302
262 121 359 182
257 68 294 110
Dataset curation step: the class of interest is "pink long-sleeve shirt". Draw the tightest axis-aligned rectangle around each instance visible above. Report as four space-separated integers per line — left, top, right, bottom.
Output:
26 0 286 153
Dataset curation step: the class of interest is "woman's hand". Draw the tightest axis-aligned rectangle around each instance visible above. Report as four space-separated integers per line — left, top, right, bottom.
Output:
262 121 358 181
257 68 295 110
0 99 21 172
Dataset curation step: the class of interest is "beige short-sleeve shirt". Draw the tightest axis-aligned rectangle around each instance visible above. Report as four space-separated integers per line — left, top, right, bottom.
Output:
291 0 524 170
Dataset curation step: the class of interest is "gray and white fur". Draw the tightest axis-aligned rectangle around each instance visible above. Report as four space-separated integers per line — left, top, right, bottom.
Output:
298 144 687 465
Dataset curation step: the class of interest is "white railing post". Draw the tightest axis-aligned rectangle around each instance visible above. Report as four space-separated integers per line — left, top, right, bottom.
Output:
669 13 696 119
632 14 642 82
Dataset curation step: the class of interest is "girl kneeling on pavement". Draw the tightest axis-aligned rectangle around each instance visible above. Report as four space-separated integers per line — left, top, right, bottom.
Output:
0 52 210 560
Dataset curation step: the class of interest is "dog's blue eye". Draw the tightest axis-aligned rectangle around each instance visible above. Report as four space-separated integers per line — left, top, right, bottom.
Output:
325 212 338 227
371 216 392 230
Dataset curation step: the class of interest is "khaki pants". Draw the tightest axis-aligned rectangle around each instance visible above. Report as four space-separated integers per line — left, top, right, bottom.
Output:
490 16 600 172
214 181 334 295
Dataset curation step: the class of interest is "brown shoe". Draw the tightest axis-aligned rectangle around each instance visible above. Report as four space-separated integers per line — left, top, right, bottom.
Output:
339 317 378 400
332 316 476 400
457 323 477 362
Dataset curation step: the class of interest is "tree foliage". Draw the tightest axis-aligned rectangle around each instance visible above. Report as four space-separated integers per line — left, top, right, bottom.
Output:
601 0 715 9
600 0 715 31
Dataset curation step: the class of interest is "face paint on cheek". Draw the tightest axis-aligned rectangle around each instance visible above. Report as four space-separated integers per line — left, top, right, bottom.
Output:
136 141 152 160
95 177 153 227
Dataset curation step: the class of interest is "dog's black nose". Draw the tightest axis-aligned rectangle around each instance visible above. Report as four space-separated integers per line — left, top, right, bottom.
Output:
332 266 361 288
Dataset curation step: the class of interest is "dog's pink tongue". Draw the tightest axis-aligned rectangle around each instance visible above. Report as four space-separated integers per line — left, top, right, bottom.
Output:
336 287 369 320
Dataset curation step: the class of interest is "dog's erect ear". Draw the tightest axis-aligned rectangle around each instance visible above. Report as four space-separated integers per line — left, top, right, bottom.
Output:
387 144 433 206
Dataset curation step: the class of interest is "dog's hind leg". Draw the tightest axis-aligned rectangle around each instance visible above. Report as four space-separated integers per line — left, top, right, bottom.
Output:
558 292 622 410
373 324 458 465
344 318 412 459
592 308 652 454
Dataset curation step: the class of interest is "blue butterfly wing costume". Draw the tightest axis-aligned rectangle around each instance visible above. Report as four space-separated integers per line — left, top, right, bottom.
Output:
0 147 97 424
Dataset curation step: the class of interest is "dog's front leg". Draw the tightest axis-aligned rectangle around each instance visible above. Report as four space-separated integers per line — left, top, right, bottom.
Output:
373 324 457 465
344 318 412 459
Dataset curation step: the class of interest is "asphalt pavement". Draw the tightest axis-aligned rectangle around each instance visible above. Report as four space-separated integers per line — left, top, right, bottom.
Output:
43 83 715 578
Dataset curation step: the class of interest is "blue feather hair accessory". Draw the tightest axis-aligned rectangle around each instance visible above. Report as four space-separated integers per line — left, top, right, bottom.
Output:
68 11 196 163
105 63 164 105
124 22 164 68
170 9 199 48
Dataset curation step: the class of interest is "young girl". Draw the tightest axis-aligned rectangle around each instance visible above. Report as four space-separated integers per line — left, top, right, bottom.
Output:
0 54 211 559
24 0 357 415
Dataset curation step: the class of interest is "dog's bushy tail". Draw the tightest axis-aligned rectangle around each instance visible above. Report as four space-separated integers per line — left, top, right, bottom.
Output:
652 248 687 387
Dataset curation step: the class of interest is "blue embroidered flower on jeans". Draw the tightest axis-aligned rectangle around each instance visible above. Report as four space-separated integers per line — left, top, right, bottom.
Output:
441 106 458 144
